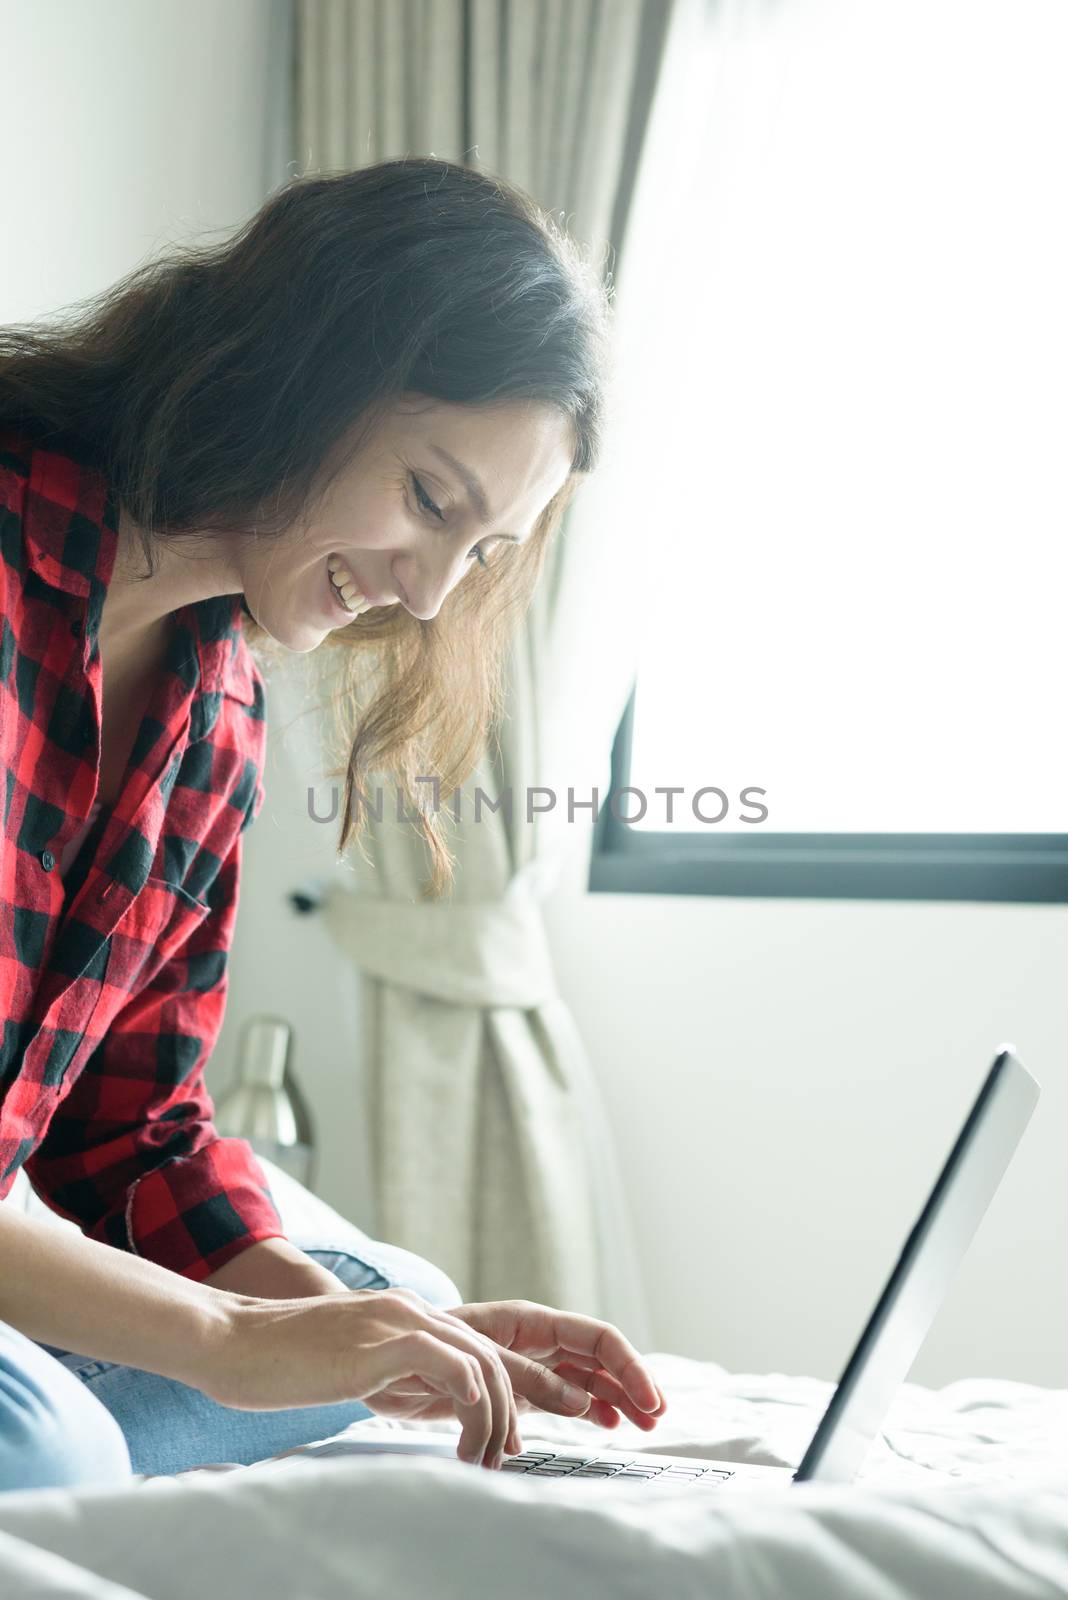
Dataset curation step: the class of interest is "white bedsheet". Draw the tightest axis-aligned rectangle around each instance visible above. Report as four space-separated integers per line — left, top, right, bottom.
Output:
0 1354 1065 1599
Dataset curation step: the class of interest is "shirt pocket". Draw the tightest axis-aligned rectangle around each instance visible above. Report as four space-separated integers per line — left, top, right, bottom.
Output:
103 875 214 999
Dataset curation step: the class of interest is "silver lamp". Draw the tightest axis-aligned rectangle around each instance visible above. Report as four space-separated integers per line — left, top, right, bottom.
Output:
214 1015 316 1190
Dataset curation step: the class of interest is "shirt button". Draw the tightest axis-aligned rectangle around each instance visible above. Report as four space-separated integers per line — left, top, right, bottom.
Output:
40 849 56 872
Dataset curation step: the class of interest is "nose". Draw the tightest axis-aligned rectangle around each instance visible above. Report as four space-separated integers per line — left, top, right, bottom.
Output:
391 544 470 621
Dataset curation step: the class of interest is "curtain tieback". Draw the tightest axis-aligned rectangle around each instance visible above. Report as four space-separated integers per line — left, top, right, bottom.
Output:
320 878 557 1009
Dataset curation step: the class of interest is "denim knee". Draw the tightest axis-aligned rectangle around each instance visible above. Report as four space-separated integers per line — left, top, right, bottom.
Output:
378 1246 462 1310
322 1242 463 1310
0 1321 132 1493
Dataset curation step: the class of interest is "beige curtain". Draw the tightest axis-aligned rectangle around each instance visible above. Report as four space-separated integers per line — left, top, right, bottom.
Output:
296 0 667 261
290 0 674 1330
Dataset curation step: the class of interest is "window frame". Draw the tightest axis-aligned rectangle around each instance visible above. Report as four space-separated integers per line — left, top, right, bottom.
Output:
588 684 1068 903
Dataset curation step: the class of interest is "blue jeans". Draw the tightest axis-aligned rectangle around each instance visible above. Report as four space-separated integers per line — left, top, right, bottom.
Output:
0 1231 461 1492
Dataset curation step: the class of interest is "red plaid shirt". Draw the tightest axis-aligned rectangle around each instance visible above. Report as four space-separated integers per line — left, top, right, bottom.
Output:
0 424 286 1280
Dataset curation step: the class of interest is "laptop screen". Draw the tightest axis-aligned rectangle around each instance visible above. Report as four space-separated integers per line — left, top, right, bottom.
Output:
794 1048 1040 1484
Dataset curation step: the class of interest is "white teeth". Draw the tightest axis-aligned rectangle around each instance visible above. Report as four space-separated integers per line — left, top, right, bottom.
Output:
329 560 369 615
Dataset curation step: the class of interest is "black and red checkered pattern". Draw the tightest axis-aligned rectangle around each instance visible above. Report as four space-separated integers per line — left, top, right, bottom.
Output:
0 425 286 1281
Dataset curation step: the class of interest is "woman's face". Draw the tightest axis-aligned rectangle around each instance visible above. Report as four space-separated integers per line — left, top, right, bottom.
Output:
239 395 576 651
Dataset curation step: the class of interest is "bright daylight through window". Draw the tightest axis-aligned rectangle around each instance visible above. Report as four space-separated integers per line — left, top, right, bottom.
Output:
622 0 1067 840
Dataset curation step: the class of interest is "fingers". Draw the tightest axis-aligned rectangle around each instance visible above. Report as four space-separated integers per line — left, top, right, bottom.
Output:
522 1305 663 1416
361 1328 484 1412
456 1341 509 1469
552 1361 666 1430
441 1299 668 1452
555 1355 667 1414
422 1305 518 1469
357 1291 516 1467
497 1346 595 1420
376 1297 666 1462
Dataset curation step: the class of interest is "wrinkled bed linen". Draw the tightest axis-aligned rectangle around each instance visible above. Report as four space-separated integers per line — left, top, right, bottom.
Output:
0 1354 1064 1599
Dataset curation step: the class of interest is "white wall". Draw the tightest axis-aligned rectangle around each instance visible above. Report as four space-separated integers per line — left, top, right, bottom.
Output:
0 0 276 320
544 832 1068 1390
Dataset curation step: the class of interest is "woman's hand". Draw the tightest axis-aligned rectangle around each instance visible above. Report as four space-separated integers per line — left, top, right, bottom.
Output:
204 1287 665 1470
447 1299 667 1454
204 1286 523 1468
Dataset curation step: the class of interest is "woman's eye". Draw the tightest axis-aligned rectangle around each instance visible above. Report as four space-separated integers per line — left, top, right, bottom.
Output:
412 474 445 521
412 473 490 567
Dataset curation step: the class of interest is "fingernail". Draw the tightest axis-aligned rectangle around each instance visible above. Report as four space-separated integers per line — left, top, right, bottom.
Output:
562 1384 590 1410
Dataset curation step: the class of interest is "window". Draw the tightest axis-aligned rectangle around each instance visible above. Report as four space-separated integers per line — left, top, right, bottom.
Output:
590 0 1068 902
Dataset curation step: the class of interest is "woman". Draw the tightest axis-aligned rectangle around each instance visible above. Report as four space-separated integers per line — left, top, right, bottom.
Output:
0 157 666 1492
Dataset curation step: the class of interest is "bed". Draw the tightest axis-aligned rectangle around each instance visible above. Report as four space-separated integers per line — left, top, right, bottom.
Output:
1 1162 1066 1599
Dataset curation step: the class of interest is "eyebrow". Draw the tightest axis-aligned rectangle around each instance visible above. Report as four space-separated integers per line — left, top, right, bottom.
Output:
427 444 522 543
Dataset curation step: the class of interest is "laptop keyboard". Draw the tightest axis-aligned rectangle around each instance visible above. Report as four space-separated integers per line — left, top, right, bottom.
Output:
501 1450 734 1485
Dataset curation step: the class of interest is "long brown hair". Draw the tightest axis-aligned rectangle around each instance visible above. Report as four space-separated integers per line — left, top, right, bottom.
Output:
0 157 613 897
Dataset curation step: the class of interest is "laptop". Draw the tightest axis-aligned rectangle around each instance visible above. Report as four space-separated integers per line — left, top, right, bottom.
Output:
319 1046 1038 1490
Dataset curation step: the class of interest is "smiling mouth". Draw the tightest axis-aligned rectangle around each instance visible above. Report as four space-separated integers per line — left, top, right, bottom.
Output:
327 554 374 615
